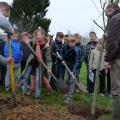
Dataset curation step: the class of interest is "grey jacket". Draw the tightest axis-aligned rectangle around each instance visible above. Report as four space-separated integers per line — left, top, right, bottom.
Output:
0 55 6 64
89 48 105 70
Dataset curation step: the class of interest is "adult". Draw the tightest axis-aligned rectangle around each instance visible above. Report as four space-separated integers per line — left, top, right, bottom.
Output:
105 3 120 120
0 2 14 64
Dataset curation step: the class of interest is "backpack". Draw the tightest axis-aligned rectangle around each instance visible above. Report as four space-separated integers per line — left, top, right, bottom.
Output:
4 40 22 64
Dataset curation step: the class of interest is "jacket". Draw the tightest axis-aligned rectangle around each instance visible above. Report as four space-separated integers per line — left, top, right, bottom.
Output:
51 40 64 63
75 43 85 63
20 42 32 62
85 41 98 64
4 39 22 64
105 8 120 62
89 48 105 70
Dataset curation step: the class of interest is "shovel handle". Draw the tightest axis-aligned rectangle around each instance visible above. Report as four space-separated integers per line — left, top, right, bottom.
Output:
8 34 16 106
27 44 58 81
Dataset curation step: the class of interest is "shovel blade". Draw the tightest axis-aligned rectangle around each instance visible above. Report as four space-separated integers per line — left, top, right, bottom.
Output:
55 79 68 93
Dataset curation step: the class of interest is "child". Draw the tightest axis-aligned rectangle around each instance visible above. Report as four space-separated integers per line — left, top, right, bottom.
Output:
4 32 22 90
62 36 79 104
20 32 32 73
22 28 52 99
50 32 65 90
89 40 105 95
85 32 98 93
74 34 83 81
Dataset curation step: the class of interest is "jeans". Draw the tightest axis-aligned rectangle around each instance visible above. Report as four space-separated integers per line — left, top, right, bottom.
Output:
5 64 20 87
35 67 41 98
65 64 75 99
22 65 32 94
22 64 42 98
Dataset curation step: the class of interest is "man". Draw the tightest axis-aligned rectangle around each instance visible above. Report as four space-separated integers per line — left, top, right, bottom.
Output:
105 3 120 120
0 33 7 86
0 2 14 65
85 32 98 94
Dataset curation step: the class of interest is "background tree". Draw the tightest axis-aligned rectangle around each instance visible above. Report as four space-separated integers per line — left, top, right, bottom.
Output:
10 0 51 33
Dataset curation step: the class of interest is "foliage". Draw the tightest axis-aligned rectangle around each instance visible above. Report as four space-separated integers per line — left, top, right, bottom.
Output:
10 0 51 33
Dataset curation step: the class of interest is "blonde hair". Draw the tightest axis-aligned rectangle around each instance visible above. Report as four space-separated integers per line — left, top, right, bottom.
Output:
20 32 29 38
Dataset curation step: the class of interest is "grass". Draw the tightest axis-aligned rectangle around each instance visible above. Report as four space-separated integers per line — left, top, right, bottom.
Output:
41 63 113 120
0 63 113 120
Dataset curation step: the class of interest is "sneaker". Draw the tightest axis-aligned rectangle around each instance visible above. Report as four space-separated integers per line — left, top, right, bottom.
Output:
64 94 68 100
5 86 10 92
64 97 72 104
107 93 112 98
99 93 105 97
89 93 93 96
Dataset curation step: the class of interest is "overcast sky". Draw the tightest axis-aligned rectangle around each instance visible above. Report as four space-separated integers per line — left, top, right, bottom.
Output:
1 0 104 37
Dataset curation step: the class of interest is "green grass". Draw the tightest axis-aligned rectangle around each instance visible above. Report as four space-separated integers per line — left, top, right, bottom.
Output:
1 63 112 120
41 63 113 120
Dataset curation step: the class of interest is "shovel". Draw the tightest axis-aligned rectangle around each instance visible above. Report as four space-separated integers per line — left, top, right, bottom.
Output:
8 34 16 106
56 52 88 93
27 44 68 93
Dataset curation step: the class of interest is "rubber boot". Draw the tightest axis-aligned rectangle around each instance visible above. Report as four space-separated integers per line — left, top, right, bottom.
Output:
112 99 120 120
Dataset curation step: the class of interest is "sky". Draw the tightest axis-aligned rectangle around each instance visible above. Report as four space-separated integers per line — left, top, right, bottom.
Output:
0 0 104 37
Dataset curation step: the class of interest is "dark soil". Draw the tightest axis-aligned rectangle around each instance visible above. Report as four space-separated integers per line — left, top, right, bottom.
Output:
0 95 83 120
67 103 112 120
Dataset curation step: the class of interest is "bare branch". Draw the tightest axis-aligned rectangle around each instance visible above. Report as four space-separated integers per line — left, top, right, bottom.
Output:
102 0 107 30
92 20 104 31
91 0 102 15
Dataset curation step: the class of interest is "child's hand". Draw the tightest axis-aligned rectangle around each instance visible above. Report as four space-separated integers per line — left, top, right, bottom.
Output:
48 68 52 75
6 57 14 64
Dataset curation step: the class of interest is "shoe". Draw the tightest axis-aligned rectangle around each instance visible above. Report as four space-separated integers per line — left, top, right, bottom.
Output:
64 94 68 100
64 97 72 104
89 93 93 96
5 86 10 92
107 93 112 98
99 93 104 97
76 89 80 93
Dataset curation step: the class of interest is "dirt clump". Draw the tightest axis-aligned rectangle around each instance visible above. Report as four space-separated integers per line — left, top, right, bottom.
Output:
67 103 112 120
0 95 83 120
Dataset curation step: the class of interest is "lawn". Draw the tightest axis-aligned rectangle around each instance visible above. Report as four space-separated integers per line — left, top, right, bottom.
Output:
41 63 113 120
0 63 112 120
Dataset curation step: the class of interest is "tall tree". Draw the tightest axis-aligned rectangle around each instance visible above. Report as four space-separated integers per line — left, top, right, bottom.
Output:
10 0 51 33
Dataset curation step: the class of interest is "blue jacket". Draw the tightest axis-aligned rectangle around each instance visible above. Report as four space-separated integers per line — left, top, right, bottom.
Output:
74 45 82 71
4 39 22 64
62 45 81 71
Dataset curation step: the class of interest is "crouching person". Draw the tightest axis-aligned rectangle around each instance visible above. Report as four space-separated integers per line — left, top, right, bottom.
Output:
62 36 78 104
4 32 22 91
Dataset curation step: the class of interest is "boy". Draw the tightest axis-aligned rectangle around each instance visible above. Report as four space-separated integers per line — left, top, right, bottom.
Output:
50 32 65 90
85 32 98 94
20 32 32 73
89 40 105 95
22 28 52 99
4 32 22 90
62 36 79 104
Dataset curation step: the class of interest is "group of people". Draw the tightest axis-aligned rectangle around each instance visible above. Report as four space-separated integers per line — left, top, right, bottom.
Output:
1 1 120 120
0 29 112 104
